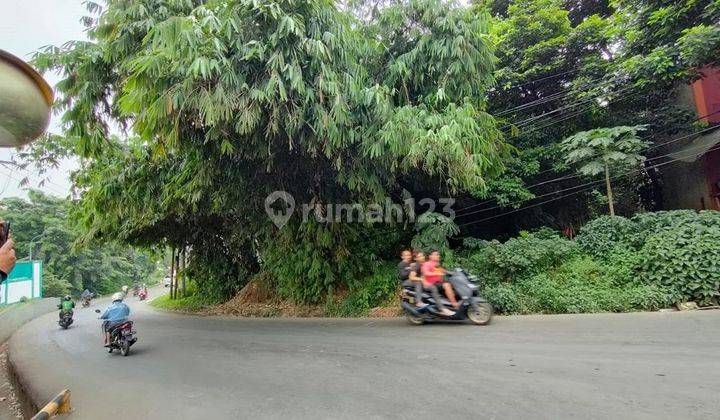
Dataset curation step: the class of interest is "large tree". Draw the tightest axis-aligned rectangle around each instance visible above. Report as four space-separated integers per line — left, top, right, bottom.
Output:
34 0 510 302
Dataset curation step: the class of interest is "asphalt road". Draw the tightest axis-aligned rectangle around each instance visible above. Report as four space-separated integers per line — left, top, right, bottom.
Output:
10 290 720 419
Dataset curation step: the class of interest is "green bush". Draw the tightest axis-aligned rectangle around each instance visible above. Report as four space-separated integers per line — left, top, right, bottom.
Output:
482 256 672 314
325 263 398 317
460 231 578 285
576 215 637 258
638 219 720 304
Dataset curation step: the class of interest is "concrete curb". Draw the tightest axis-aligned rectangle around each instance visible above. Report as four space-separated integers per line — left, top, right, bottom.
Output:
0 299 58 417
0 299 56 345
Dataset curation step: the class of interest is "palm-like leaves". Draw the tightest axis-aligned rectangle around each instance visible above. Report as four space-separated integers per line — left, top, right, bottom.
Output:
561 125 650 214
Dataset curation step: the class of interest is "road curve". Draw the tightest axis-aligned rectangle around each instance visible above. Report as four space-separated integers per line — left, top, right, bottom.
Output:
10 290 720 419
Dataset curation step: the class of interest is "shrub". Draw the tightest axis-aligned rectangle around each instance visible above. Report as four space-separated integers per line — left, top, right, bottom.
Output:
638 219 720 304
468 231 579 284
325 263 398 317
484 283 525 313
576 215 637 258
482 256 673 314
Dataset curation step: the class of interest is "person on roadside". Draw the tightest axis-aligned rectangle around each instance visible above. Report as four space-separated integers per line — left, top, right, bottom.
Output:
422 250 459 312
99 292 130 346
0 238 16 283
413 250 455 316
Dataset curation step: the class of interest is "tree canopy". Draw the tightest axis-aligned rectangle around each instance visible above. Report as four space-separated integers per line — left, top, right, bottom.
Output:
32 0 510 302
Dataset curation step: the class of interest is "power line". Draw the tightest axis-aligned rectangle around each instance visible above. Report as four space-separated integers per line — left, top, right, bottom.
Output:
495 74 620 118
0 166 68 197
495 68 580 92
454 121 720 216
0 160 70 195
458 143 720 228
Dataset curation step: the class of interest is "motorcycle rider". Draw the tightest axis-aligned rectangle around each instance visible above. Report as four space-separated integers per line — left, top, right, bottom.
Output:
412 251 455 316
81 288 93 300
99 292 130 346
397 250 413 283
422 250 459 312
57 295 75 319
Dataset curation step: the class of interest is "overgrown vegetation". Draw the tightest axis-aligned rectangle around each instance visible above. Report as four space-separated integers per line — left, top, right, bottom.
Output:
458 210 720 314
13 0 720 311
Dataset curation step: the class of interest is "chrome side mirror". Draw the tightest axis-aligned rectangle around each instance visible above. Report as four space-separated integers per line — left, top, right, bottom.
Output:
0 49 53 147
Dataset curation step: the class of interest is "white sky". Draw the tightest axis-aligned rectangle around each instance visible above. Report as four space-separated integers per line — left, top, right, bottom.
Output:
0 0 88 199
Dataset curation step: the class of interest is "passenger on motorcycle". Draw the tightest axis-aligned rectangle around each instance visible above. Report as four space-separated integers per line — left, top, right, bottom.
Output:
410 251 455 316
57 295 75 319
397 250 413 283
422 250 459 311
100 292 131 346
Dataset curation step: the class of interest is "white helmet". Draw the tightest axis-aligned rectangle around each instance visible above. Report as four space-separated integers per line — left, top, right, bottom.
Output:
112 292 124 301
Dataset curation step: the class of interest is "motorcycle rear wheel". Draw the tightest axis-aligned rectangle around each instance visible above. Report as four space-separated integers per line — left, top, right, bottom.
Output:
467 303 493 325
120 341 130 356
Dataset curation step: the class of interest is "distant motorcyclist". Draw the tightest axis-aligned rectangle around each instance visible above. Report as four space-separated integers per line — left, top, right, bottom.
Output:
57 295 75 319
99 292 130 346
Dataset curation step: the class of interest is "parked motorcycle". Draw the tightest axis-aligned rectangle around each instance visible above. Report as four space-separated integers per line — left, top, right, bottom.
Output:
58 311 73 329
401 268 493 325
95 309 137 356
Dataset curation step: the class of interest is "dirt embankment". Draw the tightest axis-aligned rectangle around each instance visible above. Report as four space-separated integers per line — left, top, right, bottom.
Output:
195 279 401 318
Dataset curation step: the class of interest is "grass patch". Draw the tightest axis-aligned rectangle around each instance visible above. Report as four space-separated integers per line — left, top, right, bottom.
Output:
150 294 209 313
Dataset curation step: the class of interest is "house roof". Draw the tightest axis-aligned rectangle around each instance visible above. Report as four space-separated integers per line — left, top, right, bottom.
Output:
668 127 720 162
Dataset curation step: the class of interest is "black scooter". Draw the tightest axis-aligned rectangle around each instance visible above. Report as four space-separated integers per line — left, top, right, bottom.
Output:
58 311 73 329
401 268 493 325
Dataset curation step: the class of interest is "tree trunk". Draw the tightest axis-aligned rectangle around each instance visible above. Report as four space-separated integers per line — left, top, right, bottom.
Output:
181 246 187 298
605 162 615 216
169 247 176 300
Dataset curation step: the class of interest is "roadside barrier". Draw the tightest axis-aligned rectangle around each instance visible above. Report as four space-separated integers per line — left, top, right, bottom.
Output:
31 389 71 419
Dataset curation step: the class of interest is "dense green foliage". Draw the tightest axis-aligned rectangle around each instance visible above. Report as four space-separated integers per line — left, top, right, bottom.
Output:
0 191 161 297
32 0 510 303
577 211 720 304
454 0 720 229
457 211 720 314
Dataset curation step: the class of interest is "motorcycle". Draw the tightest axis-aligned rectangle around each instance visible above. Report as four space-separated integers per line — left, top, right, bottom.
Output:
138 289 147 301
95 309 137 356
82 297 92 308
58 311 73 329
401 268 493 326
